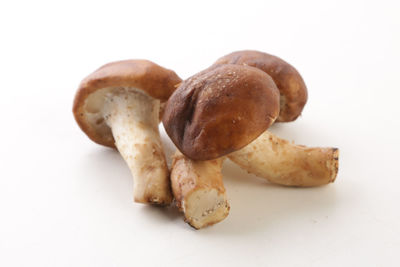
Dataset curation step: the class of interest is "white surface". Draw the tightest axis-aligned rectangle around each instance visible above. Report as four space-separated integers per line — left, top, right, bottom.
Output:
1 0 399 266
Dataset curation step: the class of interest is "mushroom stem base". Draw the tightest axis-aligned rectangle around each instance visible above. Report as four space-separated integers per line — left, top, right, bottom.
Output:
171 152 230 229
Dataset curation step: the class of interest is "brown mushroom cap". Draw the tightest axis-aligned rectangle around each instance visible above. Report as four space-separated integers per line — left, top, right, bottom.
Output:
73 60 182 148
162 64 280 161
212 50 308 122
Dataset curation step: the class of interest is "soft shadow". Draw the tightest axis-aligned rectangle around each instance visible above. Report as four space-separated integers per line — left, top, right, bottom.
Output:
77 146 184 223
139 204 182 222
76 147 131 202
159 124 177 167
268 120 338 146
198 160 339 236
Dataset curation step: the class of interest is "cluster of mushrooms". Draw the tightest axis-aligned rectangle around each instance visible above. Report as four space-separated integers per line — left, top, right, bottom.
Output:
73 50 339 229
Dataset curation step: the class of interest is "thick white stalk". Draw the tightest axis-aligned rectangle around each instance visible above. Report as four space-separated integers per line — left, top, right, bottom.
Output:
103 88 172 204
171 152 230 229
229 131 339 187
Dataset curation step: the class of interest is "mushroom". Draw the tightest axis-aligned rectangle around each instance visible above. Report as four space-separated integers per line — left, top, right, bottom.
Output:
163 64 280 228
73 60 181 205
212 50 308 122
210 51 338 186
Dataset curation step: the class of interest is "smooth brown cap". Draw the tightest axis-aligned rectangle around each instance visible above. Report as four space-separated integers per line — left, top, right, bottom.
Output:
212 50 308 122
162 64 280 161
73 59 182 148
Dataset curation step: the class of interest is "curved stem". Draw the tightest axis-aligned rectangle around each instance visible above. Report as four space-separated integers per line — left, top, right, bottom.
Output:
229 131 339 187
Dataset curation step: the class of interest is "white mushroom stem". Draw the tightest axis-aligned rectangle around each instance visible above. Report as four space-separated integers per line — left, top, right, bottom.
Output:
228 131 339 187
171 152 230 229
103 88 172 204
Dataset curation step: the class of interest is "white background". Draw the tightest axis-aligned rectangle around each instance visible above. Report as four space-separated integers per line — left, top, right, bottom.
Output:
1 0 399 266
